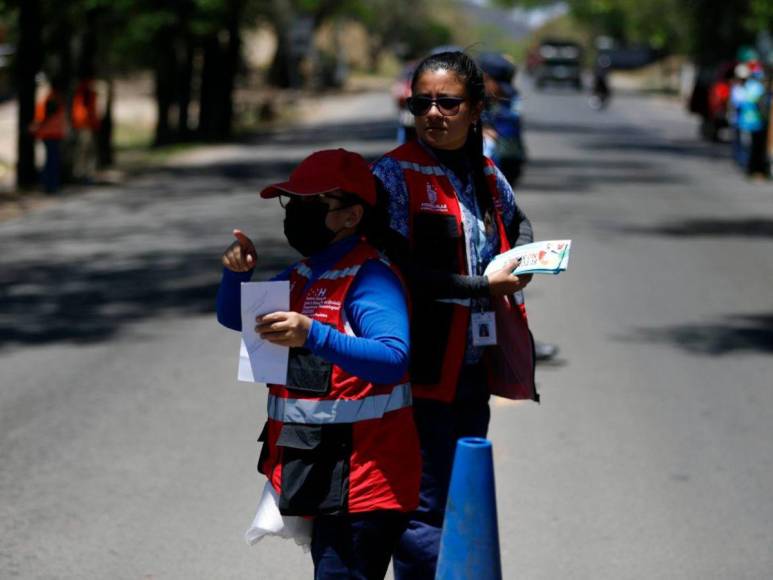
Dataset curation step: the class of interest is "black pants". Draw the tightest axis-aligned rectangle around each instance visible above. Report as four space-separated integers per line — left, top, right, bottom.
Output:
311 511 407 579
393 363 491 580
748 129 769 175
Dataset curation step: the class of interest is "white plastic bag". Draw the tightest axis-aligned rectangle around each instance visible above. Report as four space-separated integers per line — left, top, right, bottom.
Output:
244 480 313 550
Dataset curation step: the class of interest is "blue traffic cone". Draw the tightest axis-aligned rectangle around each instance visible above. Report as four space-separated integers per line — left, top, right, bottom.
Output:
435 437 502 580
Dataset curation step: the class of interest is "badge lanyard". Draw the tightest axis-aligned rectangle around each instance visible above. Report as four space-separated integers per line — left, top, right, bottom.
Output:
468 178 497 347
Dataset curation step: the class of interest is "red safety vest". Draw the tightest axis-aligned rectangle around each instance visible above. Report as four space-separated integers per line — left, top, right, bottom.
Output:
260 238 421 516
34 91 66 141
71 81 100 131
384 140 537 403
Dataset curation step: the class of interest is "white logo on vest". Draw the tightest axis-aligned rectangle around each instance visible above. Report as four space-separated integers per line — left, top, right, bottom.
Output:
302 287 328 317
420 183 448 212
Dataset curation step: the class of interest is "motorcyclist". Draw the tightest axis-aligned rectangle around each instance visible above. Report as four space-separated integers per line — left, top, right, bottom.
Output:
590 53 612 110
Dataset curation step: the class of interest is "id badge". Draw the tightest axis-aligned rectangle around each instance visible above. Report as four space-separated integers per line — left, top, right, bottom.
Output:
472 311 497 346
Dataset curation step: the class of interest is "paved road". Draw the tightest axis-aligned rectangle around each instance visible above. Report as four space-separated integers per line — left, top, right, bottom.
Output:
1 82 772 579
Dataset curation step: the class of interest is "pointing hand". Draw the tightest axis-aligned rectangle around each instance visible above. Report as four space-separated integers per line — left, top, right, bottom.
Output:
222 229 257 272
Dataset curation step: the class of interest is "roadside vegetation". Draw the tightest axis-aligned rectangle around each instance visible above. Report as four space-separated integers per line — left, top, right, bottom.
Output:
0 0 454 191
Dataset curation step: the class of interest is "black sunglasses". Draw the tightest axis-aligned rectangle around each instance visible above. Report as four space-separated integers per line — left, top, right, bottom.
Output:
407 96 466 116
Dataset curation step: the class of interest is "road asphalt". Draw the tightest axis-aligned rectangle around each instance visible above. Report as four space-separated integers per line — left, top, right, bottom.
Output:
1 82 772 579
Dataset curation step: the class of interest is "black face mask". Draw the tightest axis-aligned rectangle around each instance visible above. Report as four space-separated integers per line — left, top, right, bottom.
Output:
283 200 338 257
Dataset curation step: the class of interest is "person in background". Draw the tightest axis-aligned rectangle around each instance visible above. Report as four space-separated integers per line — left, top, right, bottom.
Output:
29 77 66 193
216 149 421 580
372 50 539 579
71 76 101 183
477 51 526 184
730 61 768 177
478 51 558 362
589 53 612 110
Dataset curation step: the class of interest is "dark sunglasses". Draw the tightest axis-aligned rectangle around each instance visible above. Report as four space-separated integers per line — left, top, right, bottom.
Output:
407 96 465 116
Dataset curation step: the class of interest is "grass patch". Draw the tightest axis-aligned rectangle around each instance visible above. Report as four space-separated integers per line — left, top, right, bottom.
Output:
114 122 154 152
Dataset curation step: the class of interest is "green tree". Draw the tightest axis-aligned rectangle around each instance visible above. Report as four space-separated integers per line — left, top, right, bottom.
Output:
11 0 42 188
344 0 451 68
495 0 756 63
264 0 451 87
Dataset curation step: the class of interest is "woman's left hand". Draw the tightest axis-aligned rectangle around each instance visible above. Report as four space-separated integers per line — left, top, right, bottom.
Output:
256 311 312 347
486 259 533 295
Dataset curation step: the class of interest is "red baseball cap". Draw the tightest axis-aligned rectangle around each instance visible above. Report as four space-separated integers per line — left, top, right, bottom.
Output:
259 149 377 206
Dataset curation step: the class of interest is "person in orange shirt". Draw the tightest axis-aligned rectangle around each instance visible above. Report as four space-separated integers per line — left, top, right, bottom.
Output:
71 77 101 182
29 78 66 193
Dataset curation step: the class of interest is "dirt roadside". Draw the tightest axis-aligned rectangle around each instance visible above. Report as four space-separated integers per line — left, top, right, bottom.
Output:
0 75 392 223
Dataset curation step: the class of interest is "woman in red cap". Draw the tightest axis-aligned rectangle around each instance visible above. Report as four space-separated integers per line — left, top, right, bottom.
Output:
216 148 420 579
371 50 538 579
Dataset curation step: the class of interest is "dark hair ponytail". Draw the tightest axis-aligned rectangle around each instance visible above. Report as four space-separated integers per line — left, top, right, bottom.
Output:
411 50 493 216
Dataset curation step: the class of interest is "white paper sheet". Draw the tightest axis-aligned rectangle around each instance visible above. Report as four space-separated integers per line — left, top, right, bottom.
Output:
238 281 290 384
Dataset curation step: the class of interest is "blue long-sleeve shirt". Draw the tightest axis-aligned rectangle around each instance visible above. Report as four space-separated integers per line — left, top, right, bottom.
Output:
216 235 410 384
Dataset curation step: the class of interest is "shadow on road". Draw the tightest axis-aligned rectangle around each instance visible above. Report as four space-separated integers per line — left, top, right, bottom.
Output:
0 118 398 349
619 218 773 239
518 116 712 193
585 138 732 161
521 156 687 193
526 120 649 138
0 240 297 349
253 119 396 148
522 110 731 194
622 313 773 355
158 159 301 189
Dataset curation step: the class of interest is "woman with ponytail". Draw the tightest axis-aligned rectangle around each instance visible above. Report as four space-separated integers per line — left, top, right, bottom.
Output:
372 50 537 579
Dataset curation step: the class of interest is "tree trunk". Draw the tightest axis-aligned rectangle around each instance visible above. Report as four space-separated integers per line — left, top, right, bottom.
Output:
197 34 222 140
267 0 298 88
690 0 753 66
16 0 42 189
51 15 75 183
153 37 177 146
77 8 114 168
177 32 195 140
175 2 195 141
77 9 99 78
97 79 114 167
217 0 244 140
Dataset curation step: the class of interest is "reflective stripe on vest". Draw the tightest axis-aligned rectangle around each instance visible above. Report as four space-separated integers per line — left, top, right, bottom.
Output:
319 265 361 280
294 263 313 278
399 160 445 176
293 264 362 281
267 383 412 424
436 298 471 307
483 166 497 176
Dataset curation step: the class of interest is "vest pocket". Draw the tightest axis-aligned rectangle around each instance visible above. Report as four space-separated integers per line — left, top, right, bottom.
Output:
285 347 332 394
276 423 351 516
256 421 269 475
413 213 460 273
410 299 454 385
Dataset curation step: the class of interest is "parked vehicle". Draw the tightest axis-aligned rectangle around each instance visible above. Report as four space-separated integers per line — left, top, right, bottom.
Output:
533 40 583 90
689 60 737 142
702 61 737 142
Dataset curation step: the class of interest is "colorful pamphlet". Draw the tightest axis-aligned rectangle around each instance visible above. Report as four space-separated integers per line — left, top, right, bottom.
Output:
484 240 572 277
